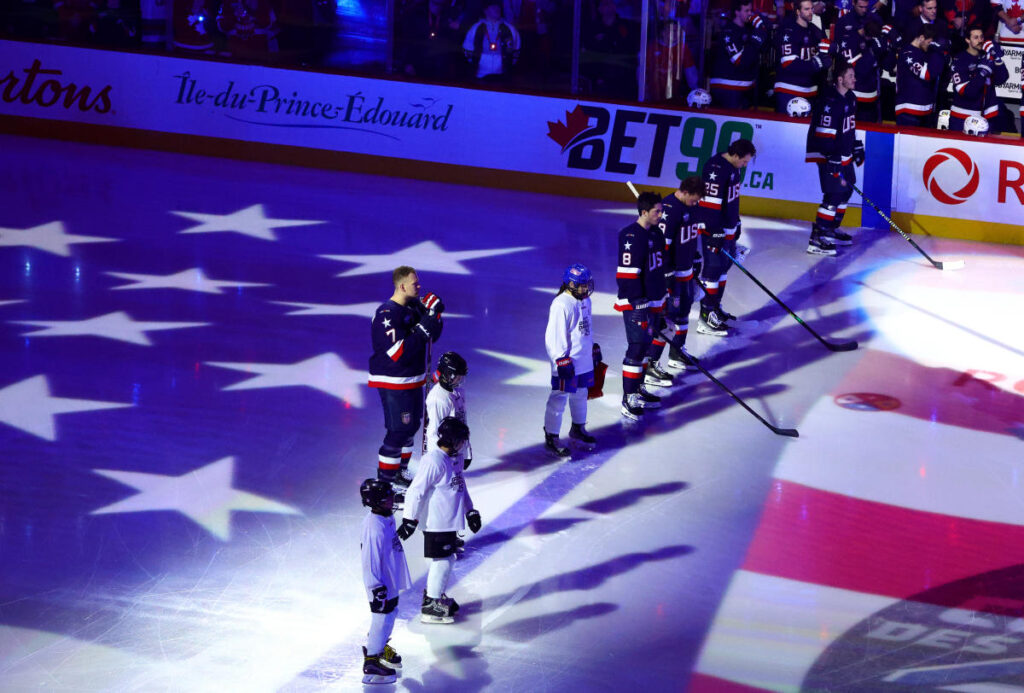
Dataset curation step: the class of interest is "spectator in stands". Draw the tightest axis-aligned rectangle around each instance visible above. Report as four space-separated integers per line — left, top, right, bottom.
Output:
217 0 280 62
895 22 943 124
582 0 639 99
774 0 830 113
709 0 769 109
903 0 949 51
398 0 463 80
645 18 698 101
994 0 1024 50
172 0 216 52
949 25 1008 131
463 0 521 79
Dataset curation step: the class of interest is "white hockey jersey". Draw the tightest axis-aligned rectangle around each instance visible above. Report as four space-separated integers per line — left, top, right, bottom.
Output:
544 292 594 376
423 384 472 464
360 510 411 601
404 448 474 532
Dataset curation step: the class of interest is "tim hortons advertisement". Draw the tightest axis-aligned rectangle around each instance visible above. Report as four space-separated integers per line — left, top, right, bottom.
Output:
893 133 1024 227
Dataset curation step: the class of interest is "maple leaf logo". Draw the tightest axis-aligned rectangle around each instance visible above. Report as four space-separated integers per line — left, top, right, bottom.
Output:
546 105 594 153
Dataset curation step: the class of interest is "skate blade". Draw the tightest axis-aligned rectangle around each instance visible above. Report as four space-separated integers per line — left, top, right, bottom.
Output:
363 673 397 684
644 378 673 388
420 614 455 624
806 245 837 256
620 407 642 421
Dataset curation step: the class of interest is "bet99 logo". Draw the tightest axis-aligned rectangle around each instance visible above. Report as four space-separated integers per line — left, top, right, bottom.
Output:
558 106 756 183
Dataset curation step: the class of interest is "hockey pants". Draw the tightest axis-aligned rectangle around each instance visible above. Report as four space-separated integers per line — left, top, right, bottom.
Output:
814 162 855 235
545 378 590 434
621 309 653 396
667 274 696 359
377 387 423 481
699 236 733 312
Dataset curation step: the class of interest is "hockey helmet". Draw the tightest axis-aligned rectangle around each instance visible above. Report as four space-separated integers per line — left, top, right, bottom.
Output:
360 477 395 511
786 97 812 118
436 351 468 390
936 109 951 130
437 416 470 452
562 263 594 299
687 88 712 109
964 114 989 137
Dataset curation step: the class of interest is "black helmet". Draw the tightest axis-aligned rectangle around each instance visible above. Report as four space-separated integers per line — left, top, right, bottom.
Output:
360 477 394 510
436 416 470 450
436 351 468 391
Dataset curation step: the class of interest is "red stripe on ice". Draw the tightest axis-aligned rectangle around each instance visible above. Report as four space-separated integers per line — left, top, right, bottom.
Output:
688 672 772 692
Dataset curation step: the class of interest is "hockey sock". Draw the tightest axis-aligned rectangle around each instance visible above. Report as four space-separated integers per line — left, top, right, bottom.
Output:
568 388 588 424
367 612 389 654
647 335 667 363
377 453 400 482
835 203 848 227
622 363 644 395
544 389 568 435
426 556 454 599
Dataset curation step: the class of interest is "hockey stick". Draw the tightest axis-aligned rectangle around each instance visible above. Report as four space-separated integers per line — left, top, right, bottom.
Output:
721 248 858 352
625 181 857 352
659 329 798 437
848 180 965 271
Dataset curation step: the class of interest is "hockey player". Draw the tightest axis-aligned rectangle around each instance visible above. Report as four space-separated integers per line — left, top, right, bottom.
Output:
658 176 706 372
398 417 480 624
895 23 943 125
696 138 756 337
709 0 770 110
359 478 411 684
544 263 598 457
774 0 832 113
836 3 891 122
369 266 443 490
949 28 1009 132
806 60 862 256
616 192 667 421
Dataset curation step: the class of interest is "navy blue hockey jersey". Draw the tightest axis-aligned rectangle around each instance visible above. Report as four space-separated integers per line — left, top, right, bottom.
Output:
950 49 1009 121
368 300 441 389
709 20 768 92
896 43 945 117
837 31 888 104
659 193 705 285
698 153 742 238
615 222 664 311
775 18 830 99
806 85 857 164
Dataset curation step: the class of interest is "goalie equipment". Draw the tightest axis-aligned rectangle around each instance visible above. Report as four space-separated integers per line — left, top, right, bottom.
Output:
964 115 989 137
437 416 470 452
786 97 811 118
562 263 594 299
687 88 712 109
936 109 951 130
436 351 468 391
360 478 395 511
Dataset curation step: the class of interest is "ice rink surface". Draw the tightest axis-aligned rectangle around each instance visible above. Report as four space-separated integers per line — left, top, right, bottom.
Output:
1 134 1022 692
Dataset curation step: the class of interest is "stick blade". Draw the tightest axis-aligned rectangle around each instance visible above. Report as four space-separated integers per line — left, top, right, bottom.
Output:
774 427 800 438
826 340 859 352
938 259 965 271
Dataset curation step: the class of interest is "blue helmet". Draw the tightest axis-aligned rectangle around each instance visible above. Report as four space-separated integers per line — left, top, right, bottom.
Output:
562 263 594 299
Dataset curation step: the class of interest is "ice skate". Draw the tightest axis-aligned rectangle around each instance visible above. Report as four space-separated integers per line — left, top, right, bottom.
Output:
380 642 402 670
441 594 460 615
421 596 455 624
696 308 729 337
644 363 674 388
667 352 699 371
807 235 838 256
363 647 398 684
638 388 661 409
820 228 853 246
392 467 414 490
621 393 644 421
544 430 571 458
569 422 597 450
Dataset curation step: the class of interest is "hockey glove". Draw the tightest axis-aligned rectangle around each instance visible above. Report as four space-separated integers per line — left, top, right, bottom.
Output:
853 140 865 166
750 14 764 29
370 585 388 612
555 357 575 382
818 38 831 54
466 509 482 533
463 457 472 471
421 292 445 317
397 518 418 540
881 23 892 35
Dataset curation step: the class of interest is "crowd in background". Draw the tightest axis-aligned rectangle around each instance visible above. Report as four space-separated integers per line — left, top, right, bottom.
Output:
1 0 1019 132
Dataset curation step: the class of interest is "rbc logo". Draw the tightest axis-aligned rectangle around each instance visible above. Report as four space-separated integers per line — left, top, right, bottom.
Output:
923 148 980 205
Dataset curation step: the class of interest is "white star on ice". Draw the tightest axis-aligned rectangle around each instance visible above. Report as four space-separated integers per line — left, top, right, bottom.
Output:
12 311 208 346
91 457 301 541
0 299 24 307
530 287 620 316
271 300 470 319
476 349 550 387
107 268 271 295
0 221 118 257
320 240 533 277
205 352 365 407
171 204 325 241
0 375 130 441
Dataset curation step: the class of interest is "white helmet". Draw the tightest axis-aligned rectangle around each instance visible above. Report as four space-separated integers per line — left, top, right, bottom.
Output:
687 88 712 109
786 97 811 118
964 114 989 137
936 109 951 130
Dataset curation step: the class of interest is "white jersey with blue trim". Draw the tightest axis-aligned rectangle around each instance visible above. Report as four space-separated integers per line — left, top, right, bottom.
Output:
544 292 594 376
423 383 472 464
360 510 411 601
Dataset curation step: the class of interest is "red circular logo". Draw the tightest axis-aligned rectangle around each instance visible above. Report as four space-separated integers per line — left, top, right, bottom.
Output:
922 148 980 205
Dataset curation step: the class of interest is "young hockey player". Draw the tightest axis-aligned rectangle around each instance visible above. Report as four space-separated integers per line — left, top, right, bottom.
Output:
398 417 480 624
359 478 411 684
543 263 598 457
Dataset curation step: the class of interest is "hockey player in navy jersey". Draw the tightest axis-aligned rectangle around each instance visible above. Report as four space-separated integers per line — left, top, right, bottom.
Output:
895 23 944 125
806 60 861 256
836 5 892 122
616 191 666 421
359 478 411 684
949 27 1009 132
774 0 831 113
369 266 443 489
709 0 770 110
544 264 597 456
696 138 755 337
658 176 706 371
398 417 478 625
